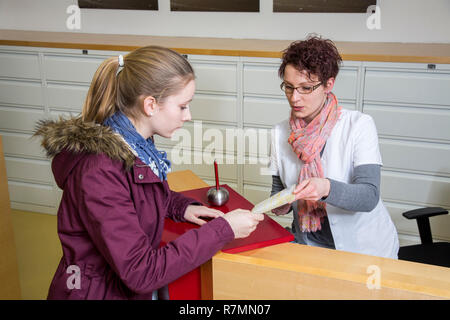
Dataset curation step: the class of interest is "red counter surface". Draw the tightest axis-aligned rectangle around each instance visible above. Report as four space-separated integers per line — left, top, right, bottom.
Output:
160 184 294 300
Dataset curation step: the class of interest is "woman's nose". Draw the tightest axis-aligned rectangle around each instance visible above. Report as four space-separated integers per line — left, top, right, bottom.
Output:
290 90 302 103
183 109 192 122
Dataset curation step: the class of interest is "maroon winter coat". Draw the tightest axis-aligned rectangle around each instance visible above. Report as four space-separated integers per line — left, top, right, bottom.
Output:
34 117 234 300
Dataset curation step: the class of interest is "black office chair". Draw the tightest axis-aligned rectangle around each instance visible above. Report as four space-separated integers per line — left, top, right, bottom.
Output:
398 207 450 268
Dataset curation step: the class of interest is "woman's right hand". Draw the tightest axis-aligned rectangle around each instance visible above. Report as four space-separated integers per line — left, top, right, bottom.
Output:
222 209 264 239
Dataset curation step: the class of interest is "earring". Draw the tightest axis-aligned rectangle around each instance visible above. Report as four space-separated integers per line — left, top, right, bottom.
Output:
149 112 153 116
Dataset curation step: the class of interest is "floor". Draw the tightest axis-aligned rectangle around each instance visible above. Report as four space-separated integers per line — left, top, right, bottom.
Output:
10 209 61 300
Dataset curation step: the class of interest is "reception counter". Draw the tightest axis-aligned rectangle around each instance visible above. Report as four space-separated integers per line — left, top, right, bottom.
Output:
210 243 450 299
167 170 450 300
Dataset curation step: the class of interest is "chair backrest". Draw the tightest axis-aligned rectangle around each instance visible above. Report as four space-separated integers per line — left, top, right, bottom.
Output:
0 135 21 299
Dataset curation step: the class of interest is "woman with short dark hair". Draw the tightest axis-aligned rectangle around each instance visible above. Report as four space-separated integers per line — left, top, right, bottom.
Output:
269 35 399 258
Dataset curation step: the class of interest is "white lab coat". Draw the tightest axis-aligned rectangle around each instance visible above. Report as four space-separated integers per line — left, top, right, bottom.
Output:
269 109 399 259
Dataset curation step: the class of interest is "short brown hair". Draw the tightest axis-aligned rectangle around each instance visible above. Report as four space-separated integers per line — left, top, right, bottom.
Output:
278 34 342 84
82 46 194 123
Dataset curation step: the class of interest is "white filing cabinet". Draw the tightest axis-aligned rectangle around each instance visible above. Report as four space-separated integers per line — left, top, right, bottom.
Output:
362 61 450 243
0 45 449 244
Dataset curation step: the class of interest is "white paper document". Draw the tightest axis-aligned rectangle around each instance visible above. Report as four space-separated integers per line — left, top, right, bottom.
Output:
251 184 296 214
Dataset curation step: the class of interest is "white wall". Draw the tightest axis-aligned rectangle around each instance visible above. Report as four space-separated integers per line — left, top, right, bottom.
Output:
0 0 449 43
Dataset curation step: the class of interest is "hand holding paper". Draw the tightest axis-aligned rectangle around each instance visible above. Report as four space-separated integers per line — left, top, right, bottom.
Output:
292 178 330 201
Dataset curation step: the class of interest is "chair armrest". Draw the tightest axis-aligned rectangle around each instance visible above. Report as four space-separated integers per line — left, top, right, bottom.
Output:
402 207 448 220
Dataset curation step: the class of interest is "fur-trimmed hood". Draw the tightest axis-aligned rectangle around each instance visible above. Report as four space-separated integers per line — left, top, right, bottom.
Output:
34 116 136 188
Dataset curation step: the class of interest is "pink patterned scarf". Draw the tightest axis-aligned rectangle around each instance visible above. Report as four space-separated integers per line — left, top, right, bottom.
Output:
288 92 342 232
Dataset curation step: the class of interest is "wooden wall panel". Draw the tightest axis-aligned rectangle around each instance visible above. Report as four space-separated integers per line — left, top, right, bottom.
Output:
0 136 21 299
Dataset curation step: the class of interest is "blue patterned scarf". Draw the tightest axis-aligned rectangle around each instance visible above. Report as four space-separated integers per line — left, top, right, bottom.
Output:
104 111 171 180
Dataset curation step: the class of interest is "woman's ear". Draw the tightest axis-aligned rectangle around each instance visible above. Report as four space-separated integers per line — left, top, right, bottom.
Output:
324 77 335 94
142 96 157 117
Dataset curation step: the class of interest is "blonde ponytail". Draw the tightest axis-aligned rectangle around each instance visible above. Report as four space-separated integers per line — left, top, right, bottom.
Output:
82 57 119 123
82 46 194 124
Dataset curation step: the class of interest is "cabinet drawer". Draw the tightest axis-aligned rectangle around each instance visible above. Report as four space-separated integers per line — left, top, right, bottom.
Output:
1 133 46 159
243 96 290 126
8 181 56 207
191 62 237 93
244 64 281 96
243 184 271 205
0 51 40 79
0 109 45 133
380 139 450 175
338 101 357 110
191 94 237 123
0 79 43 107
333 68 359 101
381 171 450 207
44 54 105 83
385 202 420 236
204 180 238 192
47 83 88 112
242 126 271 158
5 158 53 184
243 161 272 185
364 69 450 106
365 105 450 141
167 150 238 180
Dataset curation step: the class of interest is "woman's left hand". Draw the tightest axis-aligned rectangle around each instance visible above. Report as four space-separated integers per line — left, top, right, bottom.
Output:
184 205 225 226
291 178 331 202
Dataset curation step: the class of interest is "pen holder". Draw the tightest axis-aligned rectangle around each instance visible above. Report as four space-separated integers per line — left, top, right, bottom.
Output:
207 159 229 206
207 186 229 206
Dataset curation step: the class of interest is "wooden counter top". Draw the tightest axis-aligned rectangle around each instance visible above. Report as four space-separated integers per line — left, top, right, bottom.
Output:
212 242 450 299
1 29 450 63
167 169 209 192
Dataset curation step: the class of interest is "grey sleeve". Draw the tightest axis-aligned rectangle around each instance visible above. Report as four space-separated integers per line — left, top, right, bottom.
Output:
323 164 381 212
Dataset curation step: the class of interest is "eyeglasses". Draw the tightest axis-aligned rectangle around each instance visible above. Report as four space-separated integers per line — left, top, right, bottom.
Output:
280 81 322 95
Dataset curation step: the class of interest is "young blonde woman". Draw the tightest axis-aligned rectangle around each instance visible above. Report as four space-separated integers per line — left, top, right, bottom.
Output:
35 46 263 300
269 36 399 259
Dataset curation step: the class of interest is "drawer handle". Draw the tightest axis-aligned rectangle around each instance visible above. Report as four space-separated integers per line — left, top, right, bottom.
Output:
427 64 436 70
